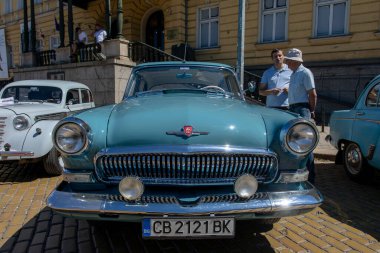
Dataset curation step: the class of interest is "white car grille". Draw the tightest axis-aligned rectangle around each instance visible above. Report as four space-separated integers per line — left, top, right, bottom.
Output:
0 117 6 146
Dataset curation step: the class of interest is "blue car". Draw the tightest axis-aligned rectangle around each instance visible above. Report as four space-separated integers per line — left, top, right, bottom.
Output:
328 74 380 182
47 62 322 239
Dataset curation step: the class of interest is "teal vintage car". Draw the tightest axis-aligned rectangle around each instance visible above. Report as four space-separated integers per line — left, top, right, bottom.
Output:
327 74 380 182
47 61 322 239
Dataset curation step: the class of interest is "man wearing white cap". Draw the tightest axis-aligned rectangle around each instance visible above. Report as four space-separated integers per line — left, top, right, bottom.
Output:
284 48 317 183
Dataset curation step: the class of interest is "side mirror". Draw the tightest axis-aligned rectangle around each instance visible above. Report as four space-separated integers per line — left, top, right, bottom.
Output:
244 81 256 94
248 81 256 93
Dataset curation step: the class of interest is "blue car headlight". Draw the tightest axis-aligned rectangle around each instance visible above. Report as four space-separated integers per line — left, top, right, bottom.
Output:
53 117 90 155
280 119 319 156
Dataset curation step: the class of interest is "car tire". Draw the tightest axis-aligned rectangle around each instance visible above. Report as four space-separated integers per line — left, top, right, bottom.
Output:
256 218 280 224
43 148 64 176
343 142 373 182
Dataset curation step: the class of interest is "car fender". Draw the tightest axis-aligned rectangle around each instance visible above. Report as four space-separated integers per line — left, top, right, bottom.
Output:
22 120 59 158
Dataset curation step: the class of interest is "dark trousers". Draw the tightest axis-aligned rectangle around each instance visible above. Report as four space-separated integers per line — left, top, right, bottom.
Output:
289 103 315 184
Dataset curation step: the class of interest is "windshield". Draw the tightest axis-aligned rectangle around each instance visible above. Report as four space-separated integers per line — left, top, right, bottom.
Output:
1 86 63 104
124 65 242 98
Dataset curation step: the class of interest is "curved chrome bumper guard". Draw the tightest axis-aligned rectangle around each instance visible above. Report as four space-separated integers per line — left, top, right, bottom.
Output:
47 184 323 217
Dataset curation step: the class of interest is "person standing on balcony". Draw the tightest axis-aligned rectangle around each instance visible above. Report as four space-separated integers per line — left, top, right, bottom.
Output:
73 27 88 62
93 23 107 58
76 27 88 47
259 49 292 110
284 48 318 184
94 24 107 43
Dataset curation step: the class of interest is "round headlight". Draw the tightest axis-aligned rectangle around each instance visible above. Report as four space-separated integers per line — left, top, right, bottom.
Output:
234 174 258 199
55 122 88 154
119 177 144 200
285 122 318 155
13 115 29 131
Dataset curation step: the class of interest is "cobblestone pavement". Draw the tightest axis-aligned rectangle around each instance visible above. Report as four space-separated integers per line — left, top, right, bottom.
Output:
0 161 380 253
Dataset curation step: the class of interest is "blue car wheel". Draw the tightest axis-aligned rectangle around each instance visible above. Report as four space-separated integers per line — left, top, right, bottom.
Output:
343 142 372 181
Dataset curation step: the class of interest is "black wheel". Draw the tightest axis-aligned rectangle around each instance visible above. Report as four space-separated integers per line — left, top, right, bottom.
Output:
343 142 373 181
256 218 280 224
43 148 64 176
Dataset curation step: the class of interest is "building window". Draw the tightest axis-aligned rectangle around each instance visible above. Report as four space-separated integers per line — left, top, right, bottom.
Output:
197 6 219 48
4 0 12 14
260 0 287 43
17 0 23 10
50 36 60 49
20 22 44 52
7 45 13 68
314 0 349 37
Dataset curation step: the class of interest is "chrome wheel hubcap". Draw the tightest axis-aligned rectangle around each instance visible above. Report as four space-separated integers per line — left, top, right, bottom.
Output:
346 145 362 175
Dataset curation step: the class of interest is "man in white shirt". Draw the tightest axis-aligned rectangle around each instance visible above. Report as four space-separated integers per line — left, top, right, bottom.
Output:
76 27 88 45
259 49 292 110
94 23 107 43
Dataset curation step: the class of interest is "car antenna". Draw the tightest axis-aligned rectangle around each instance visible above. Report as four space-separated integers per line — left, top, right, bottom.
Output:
182 42 187 63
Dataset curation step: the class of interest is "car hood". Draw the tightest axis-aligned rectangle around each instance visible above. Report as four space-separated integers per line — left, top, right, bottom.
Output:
0 103 63 117
107 94 268 148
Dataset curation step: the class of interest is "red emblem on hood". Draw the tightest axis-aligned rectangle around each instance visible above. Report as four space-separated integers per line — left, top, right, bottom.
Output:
166 125 209 138
183 126 193 137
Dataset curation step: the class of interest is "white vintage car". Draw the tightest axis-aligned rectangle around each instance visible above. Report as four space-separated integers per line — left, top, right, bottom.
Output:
0 80 95 175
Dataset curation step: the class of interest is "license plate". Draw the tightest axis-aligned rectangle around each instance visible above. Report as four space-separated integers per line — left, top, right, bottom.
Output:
142 217 235 238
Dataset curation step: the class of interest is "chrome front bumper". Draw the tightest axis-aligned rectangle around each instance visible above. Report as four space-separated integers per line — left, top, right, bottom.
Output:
47 182 323 221
0 150 34 159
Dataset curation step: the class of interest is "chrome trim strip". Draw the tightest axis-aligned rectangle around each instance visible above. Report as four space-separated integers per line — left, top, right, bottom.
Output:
334 117 380 124
95 146 277 156
0 151 34 157
47 184 323 217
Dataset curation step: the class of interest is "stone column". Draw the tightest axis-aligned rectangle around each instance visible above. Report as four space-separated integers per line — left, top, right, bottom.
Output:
116 0 124 38
59 0 65 47
23 0 29 52
105 0 111 39
68 0 74 46
30 0 36 52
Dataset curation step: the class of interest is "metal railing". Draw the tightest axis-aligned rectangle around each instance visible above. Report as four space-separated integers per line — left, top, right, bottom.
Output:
128 41 182 64
36 50 56 66
76 43 105 62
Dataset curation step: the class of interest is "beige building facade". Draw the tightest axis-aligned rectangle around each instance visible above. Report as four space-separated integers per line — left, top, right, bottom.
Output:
0 0 379 115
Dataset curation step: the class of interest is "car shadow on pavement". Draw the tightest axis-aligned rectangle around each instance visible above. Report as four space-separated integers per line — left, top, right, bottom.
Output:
0 208 276 253
0 161 51 183
316 161 380 241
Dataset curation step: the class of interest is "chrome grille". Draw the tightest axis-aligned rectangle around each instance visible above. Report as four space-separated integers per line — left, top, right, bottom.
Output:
0 117 6 146
95 152 278 185
107 193 268 204
108 195 178 204
200 192 268 203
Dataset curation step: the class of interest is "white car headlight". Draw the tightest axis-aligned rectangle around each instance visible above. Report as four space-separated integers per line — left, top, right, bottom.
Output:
234 174 258 198
13 115 30 131
54 118 89 155
280 119 319 156
119 177 144 200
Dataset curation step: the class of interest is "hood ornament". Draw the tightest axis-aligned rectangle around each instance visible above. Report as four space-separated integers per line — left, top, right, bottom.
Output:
166 125 209 138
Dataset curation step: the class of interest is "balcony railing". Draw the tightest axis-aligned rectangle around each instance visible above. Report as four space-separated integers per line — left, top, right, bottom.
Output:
128 41 182 64
36 50 56 66
24 40 183 67
76 43 106 62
